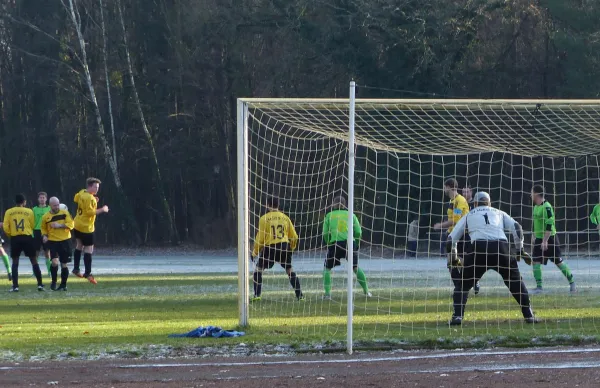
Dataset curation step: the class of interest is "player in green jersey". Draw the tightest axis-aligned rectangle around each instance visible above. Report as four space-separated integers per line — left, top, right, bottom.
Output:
530 185 576 294
590 203 600 231
321 196 370 299
0 234 11 281
32 192 52 276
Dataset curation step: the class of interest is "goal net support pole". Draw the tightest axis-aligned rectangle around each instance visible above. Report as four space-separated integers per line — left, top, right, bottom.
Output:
237 99 250 327
347 81 356 355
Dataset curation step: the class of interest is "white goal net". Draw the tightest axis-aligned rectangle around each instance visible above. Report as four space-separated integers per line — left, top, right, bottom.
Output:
237 92 600 351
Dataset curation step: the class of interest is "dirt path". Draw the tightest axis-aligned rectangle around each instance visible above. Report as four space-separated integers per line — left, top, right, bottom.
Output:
3 347 600 387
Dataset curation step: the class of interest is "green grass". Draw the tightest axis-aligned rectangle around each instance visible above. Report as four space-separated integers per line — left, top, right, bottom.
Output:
1 273 600 360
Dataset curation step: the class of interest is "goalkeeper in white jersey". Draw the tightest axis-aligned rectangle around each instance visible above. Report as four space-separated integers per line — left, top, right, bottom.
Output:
446 191 539 326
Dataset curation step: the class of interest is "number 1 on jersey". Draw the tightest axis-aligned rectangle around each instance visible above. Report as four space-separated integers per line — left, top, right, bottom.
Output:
483 213 490 225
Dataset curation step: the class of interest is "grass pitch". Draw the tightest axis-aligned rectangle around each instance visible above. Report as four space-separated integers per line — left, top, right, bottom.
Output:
1 273 600 360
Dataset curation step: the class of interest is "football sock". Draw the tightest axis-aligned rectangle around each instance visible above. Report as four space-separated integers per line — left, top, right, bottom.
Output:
1 253 10 274
323 268 332 295
73 249 82 271
60 267 69 286
32 263 43 286
533 263 543 288
355 267 369 294
50 264 58 285
11 258 19 288
557 261 574 284
83 253 92 276
45 258 52 275
253 271 263 297
288 271 302 298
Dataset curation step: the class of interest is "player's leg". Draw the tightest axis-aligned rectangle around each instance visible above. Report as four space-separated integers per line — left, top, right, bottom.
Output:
450 242 485 325
549 239 575 292
252 247 274 300
43 244 52 277
56 242 71 291
72 233 84 278
351 249 370 297
494 243 537 323
323 244 340 299
25 237 44 290
531 238 544 293
280 244 303 300
82 233 96 284
0 244 11 282
50 257 59 290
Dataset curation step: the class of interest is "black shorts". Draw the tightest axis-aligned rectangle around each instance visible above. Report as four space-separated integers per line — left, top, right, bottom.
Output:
257 242 292 270
9 235 36 258
33 230 50 252
48 240 73 264
533 236 563 265
73 229 94 246
325 241 358 269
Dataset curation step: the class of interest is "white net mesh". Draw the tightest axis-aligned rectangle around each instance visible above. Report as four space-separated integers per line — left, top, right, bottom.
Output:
242 99 600 345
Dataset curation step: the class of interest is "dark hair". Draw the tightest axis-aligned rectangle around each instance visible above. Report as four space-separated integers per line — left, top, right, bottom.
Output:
332 196 347 209
15 193 26 205
266 196 279 209
37 191 47 198
86 177 102 186
444 178 458 189
532 184 545 196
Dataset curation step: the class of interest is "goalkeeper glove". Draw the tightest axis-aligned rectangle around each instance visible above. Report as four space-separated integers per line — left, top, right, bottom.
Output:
516 249 532 265
447 247 462 269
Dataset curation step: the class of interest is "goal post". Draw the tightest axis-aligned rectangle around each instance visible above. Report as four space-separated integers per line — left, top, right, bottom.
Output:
237 89 600 351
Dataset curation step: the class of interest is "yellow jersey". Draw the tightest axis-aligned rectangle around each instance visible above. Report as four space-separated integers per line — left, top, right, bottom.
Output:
3 207 35 237
73 189 98 233
41 209 74 242
447 194 469 233
252 211 298 257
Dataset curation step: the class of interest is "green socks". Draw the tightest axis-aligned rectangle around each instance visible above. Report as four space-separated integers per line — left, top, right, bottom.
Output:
557 262 574 284
533 263 543 288
355 267 369 294
1 253 10 274
45 258 52 275
323 269 332 296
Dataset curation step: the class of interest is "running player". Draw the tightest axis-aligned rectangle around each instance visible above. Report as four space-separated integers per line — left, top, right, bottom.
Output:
72 177 109 284
530 185 576 294
447 191 537 325
2 194 45 292
322 196 371 299
41 197 74 291
32 191 52 276
251 196 303 301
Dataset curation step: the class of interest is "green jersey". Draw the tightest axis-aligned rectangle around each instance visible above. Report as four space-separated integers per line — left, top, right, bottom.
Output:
590 204 600 225
32 205 50 231
532 201 556 239
322 209 362 244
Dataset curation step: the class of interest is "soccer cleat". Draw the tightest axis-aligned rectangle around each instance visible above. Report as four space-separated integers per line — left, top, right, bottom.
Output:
54 285 67 292
365 292 373 297
449 316 463 326
86 274 97 285
7 273 12 282
37 285 45 292
474 281 481 295
322 294 332 301
525 316 540 324
250 296 261 303
531 286 544 295
570 282 577 293
9 286 18 292
297 293 306 301
72 269 84 278
50 283 57 291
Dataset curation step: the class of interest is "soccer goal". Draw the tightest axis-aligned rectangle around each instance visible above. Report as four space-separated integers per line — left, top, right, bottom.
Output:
237 83 600 354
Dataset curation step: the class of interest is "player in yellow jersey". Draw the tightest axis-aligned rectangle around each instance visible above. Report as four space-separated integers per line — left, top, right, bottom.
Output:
41 197 75 291
251 196 304 301
433 179 475 292
72 177 109 284
2 194 45 292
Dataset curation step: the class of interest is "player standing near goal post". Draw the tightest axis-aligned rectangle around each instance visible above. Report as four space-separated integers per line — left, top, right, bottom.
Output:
322 196 371 299
32 191 52 277
2 194 45 292
530 185 576 294
0 234 12 281
447 191 537 325
41 197 74 291
72 177 109 285
251 196 304 301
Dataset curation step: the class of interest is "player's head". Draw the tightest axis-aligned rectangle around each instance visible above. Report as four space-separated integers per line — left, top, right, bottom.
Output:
332 196 347 209
15 193 26 206
473 191 491 207
86 177 102 194
37 191 47 206
462 186 473 202
266 196 279 210
443 178 459 198
48 197 61 213
531 184 545 205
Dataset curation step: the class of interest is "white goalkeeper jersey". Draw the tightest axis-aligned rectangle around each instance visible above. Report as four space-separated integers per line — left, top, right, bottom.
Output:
449 206 523 250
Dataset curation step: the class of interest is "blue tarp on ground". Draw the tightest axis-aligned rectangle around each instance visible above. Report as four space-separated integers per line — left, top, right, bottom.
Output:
168 326 245 338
